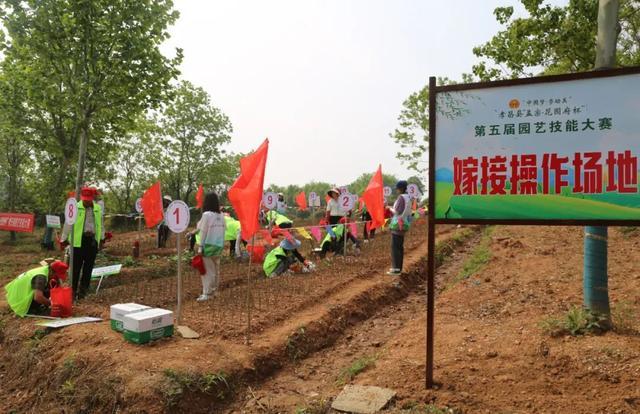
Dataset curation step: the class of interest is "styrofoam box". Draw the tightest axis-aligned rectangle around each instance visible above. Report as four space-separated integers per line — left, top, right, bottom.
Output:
122 308 173 333
109 303 151 332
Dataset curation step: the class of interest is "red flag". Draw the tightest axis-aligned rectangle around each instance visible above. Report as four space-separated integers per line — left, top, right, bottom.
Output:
361 165 385 230
295 191 307 211
196 183 204 209
228 139 269 241
412 198 417 211
141 181 164 228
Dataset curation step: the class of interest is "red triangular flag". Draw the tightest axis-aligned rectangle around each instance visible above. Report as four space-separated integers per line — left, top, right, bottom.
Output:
361 165 385 230
196 183 204 209
295 191 308 211
412 198 417 211
141 181 164 228
228 139 269 241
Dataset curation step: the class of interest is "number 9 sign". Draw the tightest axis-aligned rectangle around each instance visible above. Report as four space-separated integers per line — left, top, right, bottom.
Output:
166 200 190 233
64 197 78 225
262 192 277 210
407 183 421 199
339 193 355 212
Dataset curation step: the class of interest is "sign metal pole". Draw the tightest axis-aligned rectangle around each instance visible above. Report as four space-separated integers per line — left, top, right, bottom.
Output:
426 75 437 389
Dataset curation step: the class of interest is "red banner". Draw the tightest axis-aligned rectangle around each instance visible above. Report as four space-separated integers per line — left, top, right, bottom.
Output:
0 212 35 233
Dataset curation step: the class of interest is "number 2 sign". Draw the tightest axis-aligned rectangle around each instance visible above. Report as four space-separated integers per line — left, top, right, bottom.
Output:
64 198 78 225
263 192 278 210
339 193 355 212
166 200 190 233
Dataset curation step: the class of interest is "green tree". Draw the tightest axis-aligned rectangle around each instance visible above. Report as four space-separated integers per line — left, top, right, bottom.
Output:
471 0 640 80
150 81 234 202
0 0 182 211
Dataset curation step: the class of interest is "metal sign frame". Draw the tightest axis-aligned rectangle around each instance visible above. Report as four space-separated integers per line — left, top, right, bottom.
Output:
426 66 640 388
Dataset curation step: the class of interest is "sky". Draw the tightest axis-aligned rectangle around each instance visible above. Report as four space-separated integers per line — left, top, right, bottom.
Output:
162 0 567 187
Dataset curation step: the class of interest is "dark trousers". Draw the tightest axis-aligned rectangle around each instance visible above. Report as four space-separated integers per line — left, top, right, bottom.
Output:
391 233 405 271
157 224 170 248
73 236 98 299
362 212 375 240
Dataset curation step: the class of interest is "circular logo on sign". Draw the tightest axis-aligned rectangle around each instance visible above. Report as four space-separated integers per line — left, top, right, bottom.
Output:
508 99 520 109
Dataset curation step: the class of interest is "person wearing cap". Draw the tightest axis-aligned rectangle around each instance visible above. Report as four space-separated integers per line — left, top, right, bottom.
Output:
5 260 69 316
263 234 311 277
264 210 293 229
387 180 413 276
157 195 173 248
61 187 104 300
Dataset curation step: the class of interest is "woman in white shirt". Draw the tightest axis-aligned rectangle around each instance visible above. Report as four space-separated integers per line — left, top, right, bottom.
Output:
196 192 226 301
325 188 343 225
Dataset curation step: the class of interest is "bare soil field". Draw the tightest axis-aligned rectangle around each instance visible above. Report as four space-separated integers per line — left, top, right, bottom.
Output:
1 223 639 414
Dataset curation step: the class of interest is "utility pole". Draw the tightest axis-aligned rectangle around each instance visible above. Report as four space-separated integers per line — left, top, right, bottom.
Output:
584 0 619 320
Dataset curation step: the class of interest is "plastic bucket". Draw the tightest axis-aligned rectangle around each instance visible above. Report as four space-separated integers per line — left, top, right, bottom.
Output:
50 286 73 318
247 245 265 264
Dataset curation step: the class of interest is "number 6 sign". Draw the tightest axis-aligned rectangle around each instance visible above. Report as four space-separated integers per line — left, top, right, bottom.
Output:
166 200 190 233
263 192 277 210
64 197 78 225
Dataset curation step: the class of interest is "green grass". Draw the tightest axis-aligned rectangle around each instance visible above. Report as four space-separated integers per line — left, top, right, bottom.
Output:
335 355 376 385
539 305 607 337
435 182 640 220
160 369 231 407
449 226 494 286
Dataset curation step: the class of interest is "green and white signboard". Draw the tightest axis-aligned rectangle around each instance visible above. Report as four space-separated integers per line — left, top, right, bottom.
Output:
432 68 640 224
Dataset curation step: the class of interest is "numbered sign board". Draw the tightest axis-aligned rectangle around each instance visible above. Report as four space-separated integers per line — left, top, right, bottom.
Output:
407 184 421 199
166 200 190 233
135 198 143 213
384 186 392 197
64 198 78 225
263 192 277 210
339 193 355 212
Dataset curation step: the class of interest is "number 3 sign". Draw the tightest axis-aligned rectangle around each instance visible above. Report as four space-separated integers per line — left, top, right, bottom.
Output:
407 183 421 199
64 198 78 225
166 200 190 233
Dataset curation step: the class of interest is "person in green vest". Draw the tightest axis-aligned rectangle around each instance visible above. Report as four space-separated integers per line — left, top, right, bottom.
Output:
319 217 361 258
263 235 311 277
224 215 244 257
60 187 105 300
264 210 293 229
5 260 69 317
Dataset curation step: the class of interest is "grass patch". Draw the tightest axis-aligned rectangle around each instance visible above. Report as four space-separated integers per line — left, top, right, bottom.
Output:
286 326 308 362
399 402 461 413
335 355 376 385
295 399 331 414
160 368 231 407
619 226 638 238
539 305 607 337
611 301 637 334
450 226 494 286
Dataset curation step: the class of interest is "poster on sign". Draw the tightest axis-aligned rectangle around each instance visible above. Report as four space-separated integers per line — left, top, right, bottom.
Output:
407 184 421 199
0 213 35 233
339 193 355 212
433 69 640 222
263 192 277 210
46 215 61 229
308 192 321 208
166 200 190 233
64 198 78 226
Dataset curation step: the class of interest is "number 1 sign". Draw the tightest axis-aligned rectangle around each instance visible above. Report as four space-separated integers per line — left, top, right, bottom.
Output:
166 200 190 233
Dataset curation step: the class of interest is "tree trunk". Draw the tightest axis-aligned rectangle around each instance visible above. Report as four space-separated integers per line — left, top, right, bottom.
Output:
584 0 619 320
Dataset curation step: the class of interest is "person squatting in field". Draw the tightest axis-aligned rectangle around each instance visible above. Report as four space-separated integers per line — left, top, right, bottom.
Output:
194 192 226 301
263 231 313 277
5 260 69 317
318 216 361 258
387 180 413 276
264 209 294 229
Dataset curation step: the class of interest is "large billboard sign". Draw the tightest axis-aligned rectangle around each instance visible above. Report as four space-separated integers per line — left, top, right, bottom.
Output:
431 68 640 224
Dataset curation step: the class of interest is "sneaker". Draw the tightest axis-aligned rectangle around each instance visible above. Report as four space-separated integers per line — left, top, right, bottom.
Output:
387 269 401 276
196 294 210 302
